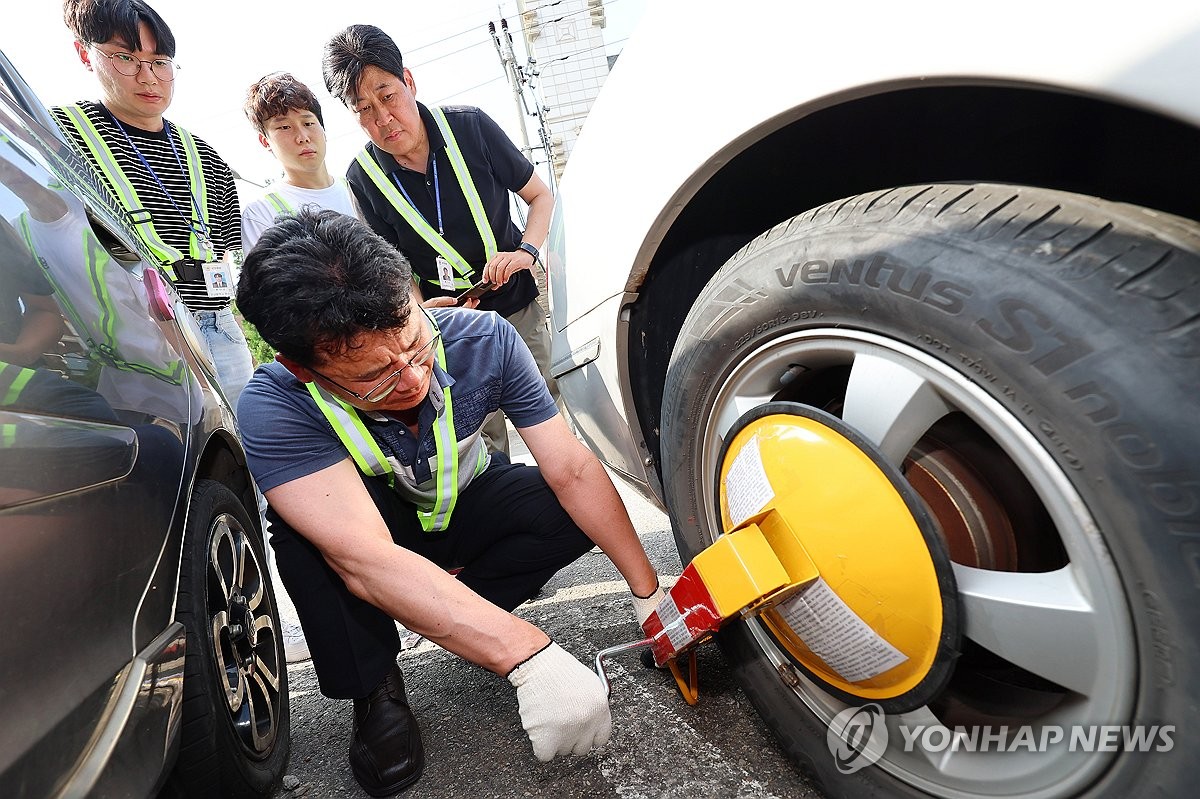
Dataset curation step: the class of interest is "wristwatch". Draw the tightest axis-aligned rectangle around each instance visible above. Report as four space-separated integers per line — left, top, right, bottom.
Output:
517 241 540 263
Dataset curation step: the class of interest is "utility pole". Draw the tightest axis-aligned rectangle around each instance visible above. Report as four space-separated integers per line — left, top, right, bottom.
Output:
490 14 558 196
489 20 533 160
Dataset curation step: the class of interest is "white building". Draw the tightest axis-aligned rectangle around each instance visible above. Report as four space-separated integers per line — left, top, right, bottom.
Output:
517 0 613 180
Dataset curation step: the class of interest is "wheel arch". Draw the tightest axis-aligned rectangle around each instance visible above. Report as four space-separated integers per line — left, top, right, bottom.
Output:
625 81 1200 482
192 428 261 540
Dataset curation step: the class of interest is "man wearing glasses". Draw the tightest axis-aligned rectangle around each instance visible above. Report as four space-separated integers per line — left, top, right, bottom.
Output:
236 209 665 796
52 0 254 405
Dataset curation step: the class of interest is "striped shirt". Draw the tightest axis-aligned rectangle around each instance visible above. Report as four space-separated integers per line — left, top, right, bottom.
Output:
51 100 242 312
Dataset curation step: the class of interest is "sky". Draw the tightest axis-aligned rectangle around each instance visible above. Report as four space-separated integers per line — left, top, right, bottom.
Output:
1 0 645 187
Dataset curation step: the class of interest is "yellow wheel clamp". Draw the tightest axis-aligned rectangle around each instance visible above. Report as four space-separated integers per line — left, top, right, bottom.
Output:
596 402 960 711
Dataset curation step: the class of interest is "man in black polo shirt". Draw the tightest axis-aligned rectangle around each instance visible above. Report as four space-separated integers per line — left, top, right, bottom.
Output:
323 24 555 458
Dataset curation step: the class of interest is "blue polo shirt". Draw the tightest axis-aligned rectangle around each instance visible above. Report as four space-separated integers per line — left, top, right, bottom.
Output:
238 308 556 494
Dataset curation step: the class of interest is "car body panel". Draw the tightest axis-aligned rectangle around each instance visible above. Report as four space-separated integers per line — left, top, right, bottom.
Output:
546 0 1200 502
0 45 262 797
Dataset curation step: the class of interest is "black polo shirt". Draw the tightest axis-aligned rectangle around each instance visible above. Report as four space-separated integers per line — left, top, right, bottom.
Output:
346 103 537 319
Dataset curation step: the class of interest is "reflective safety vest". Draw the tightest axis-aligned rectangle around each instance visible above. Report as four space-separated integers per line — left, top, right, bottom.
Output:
17 214 184 384
304 318 488 531
355 107 497 290
0 362 37 445
57 104 213 267
262 177 351 216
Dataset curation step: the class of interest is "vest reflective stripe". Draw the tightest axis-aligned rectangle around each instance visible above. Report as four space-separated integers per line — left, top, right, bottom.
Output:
305 381 394 485
17 216 185 384
16 214 92 351
264 177 350 217
265 193 292 215
305 316 468 531
175 126 209 256
418 332 459 531
428 107 497 259
0 363 36 406
59 104 212 264
354 108 496 290
354 151 472 289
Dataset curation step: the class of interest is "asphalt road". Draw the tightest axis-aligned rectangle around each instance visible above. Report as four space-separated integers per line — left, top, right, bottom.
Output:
271 434 825 799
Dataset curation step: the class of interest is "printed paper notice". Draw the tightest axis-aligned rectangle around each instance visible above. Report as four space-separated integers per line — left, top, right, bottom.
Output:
725 435 774 527
778 578 908 682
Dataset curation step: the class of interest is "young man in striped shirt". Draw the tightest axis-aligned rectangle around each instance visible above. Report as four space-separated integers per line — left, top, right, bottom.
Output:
241 72 358 252
53 0 253 406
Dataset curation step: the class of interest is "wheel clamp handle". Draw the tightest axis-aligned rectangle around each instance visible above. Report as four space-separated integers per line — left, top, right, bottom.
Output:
594 520 804 704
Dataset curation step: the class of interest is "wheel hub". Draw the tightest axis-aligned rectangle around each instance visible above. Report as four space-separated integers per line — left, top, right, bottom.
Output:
227 592 257 667
717 402 960 712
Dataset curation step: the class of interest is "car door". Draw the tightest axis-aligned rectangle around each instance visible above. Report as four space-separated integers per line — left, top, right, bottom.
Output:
0 88 191 793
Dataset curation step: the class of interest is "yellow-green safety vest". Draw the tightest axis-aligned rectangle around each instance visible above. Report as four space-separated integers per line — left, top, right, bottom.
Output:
58 104 213 267
17 214 184 384
355 107 497 291
304 316 487 531
0 362 37 445
263 177 351 216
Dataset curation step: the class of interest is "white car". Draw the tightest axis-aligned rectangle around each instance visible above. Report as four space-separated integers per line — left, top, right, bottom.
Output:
546 2 1200 798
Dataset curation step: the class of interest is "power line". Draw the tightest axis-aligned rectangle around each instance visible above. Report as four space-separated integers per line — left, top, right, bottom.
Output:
435 74 507 104
407 32 495 70
408 0 625 72
544 36 628 65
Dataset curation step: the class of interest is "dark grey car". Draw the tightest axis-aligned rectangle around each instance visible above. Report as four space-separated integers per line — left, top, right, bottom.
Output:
0 50 289 797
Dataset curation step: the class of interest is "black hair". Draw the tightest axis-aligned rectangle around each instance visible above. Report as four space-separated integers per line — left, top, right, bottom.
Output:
322 24 407 108
236 208 414 366
63 0 177 58
244 72 325 135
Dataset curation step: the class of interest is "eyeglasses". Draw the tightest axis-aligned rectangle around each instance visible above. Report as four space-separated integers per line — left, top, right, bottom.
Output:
90 46 176 81
311 331 441 403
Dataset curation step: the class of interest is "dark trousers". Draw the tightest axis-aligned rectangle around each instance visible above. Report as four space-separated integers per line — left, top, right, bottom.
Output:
267 461 594 699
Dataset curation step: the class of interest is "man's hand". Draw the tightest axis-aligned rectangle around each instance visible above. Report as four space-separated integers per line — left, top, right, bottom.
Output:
482 247 535 287
422 295 478 309
631 582 665 628
506 642 612 761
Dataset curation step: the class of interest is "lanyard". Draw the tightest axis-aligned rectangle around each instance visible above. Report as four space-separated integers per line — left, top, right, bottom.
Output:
109 114 212 250
391 155 444 236
355 107 497 289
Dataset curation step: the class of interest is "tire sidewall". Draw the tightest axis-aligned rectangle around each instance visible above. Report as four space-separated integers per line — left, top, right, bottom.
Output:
659 190 1200 798
175 479 290 798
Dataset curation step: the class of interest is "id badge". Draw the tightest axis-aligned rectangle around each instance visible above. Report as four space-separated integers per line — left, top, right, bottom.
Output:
435 256 457 292
202 261 234 298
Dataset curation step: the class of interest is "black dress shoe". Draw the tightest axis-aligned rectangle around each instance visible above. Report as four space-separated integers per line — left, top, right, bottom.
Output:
348 664 425 796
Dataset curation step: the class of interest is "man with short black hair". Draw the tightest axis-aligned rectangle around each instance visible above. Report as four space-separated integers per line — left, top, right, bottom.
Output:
241 71 358 251
323 24 556 458
53 0 252 405
236 208 664 796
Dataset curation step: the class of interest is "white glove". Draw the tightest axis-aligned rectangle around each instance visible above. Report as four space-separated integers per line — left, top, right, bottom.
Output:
506 642 612 761
631 583 666 628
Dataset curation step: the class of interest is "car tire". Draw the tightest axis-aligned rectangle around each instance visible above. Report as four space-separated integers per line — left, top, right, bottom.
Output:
167 479 289 798
659 184 1200 798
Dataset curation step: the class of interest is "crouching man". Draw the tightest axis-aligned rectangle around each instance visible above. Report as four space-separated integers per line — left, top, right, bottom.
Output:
235 208 665 796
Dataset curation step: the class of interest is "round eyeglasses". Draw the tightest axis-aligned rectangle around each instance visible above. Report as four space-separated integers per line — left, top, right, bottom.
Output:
311 332 441 403
90 46 176 81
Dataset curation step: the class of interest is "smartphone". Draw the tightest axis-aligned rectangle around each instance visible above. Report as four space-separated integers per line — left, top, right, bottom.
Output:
455 279 495 304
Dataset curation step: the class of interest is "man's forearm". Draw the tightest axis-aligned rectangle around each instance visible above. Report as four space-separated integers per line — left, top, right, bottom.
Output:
266 465 548 675
552 456 658 598
345 547 549 674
